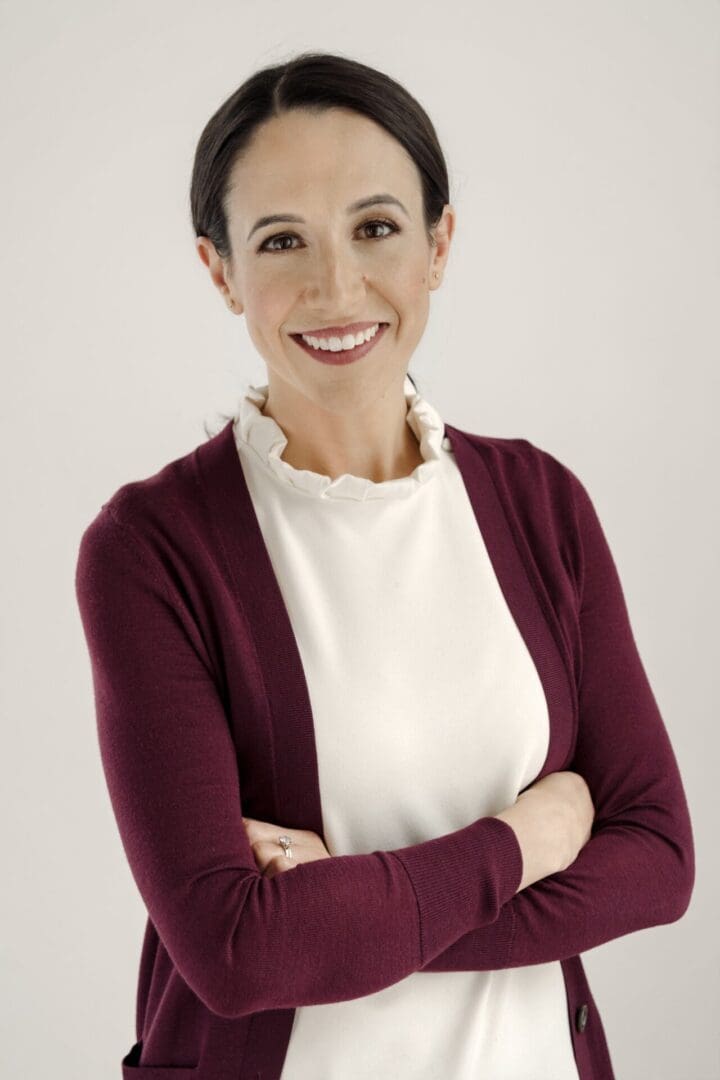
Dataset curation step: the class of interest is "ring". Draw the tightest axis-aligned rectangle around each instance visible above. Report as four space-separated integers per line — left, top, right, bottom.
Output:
278 834 294 859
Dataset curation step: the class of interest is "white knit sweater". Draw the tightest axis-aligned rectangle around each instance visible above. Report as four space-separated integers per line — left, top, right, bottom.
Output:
232 375 580 1080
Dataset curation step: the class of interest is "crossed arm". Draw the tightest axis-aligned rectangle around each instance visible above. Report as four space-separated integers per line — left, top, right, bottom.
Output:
75 464 694 1018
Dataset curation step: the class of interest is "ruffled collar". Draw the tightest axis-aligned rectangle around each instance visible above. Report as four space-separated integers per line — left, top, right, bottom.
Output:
232 374 447 502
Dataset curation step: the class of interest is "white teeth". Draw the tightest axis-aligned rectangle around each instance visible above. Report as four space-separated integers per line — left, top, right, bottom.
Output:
301 323 381 351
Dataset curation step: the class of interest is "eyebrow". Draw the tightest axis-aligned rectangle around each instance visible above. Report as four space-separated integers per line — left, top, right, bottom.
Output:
246 193 410 242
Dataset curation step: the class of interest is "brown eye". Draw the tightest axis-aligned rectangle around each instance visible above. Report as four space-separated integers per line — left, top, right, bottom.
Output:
359 219 398 239
259 234 298 253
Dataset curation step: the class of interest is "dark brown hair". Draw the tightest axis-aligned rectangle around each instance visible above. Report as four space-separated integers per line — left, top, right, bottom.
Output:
194 50 451 432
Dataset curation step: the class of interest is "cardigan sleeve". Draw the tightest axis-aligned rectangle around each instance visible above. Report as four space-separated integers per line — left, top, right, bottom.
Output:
75 504 523 1019
420 461 696 972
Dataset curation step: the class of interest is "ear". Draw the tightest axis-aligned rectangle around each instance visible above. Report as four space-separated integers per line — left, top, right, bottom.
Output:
429 204 456 286
195 236 241 314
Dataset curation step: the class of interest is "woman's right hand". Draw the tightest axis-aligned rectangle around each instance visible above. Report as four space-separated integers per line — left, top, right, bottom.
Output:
493 770 595 893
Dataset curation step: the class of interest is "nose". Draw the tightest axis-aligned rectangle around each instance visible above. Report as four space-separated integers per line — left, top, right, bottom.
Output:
303 250 368 311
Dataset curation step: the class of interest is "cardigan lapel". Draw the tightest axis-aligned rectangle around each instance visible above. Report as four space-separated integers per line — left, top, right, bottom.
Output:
195 418 326 836
443 422 577 777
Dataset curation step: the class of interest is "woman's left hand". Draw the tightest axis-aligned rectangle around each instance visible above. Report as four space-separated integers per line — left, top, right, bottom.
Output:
242 816 333 879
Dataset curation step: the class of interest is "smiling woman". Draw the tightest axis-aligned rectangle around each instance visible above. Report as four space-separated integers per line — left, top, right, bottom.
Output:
76 48 694 1080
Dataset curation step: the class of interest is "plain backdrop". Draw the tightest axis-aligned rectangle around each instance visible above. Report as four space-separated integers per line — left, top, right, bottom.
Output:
1 1 718 1077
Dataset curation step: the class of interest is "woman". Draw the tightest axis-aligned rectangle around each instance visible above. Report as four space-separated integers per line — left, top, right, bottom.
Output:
75 52 695 1079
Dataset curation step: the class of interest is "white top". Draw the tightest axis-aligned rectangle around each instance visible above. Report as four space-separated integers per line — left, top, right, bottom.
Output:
232 375 580 1080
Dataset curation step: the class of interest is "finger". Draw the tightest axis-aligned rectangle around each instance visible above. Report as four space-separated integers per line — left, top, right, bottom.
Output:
242 817 278 842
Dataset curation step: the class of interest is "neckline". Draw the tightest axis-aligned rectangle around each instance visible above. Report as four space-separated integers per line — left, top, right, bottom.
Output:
232 374 448 502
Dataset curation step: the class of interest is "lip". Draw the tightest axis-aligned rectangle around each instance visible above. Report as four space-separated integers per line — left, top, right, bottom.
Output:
290 323 389 366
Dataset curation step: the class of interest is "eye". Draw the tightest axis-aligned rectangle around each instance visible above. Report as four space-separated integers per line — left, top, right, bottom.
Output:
257 217 400 253
358 218 398 240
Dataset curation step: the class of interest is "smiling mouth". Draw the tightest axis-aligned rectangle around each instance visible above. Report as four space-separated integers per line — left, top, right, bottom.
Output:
290 322 390 365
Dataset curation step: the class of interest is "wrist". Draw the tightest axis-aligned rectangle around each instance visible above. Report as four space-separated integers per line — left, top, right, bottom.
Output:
493 794 562 893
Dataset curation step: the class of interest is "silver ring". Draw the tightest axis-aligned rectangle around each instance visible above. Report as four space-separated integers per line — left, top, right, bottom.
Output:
278 834 293 859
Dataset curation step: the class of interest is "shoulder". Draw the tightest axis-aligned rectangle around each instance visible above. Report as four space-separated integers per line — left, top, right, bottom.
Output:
449 426 595 598
76 423 232 583
82 423 229 540
75 426 235 683
450 426 586 517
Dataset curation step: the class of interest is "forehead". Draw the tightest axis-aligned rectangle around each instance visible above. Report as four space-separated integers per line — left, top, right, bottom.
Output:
225 108 421 209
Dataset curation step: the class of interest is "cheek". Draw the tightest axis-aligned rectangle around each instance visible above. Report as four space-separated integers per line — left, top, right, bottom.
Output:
245 277 293 331
390 261 430 301
379 247 429 288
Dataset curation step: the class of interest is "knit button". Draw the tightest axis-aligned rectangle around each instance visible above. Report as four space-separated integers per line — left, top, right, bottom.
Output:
575 1003 589 1033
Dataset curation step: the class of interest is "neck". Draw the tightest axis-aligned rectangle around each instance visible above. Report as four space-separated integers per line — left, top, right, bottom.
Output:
260 377 424 483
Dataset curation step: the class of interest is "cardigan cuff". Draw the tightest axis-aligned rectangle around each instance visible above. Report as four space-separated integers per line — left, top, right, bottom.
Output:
390 815 523 967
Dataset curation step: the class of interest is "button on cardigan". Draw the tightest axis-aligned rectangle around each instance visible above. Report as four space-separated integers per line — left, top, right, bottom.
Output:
74 379 695 1079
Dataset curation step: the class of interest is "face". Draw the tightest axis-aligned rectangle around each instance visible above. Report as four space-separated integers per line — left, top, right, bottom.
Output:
196 107 454 414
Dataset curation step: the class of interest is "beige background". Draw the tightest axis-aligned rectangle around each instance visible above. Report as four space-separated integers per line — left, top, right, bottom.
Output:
1 1 717 1077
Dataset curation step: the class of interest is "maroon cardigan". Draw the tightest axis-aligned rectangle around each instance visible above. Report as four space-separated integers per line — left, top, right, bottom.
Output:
74 417 695 1079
